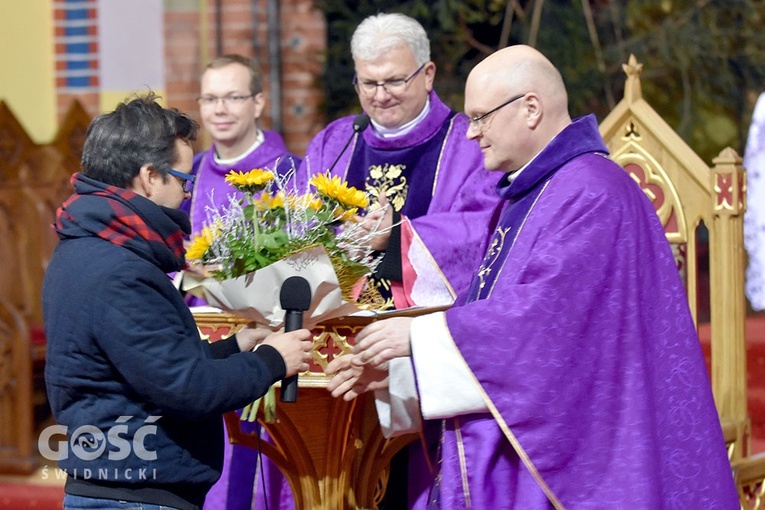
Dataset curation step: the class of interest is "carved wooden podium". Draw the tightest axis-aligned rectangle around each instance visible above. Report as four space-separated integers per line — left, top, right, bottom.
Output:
194 310 432 510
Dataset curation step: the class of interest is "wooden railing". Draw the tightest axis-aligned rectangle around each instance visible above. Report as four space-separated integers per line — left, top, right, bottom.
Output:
0 99 89 474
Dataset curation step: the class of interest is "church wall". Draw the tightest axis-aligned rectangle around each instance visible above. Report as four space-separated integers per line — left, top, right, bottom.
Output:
0 0 326 156
0 1 57 143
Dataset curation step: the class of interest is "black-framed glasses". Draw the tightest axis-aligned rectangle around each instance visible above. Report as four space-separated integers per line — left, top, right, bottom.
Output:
168 169 195 193
468 93 527 129
196 94 254 107
353 62 428 97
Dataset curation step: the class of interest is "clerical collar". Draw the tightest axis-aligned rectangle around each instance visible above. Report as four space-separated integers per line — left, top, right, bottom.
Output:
505 148 543 184
370 98 431 139
213 129 265 165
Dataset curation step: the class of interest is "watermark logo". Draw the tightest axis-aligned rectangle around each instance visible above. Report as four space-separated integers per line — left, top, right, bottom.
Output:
38 416 160 462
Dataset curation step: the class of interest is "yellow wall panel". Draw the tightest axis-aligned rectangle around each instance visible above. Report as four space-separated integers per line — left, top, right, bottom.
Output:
0 1 57 142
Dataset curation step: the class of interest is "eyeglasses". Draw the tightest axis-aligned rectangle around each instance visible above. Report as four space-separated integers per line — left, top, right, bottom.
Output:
167 169 195 193
353 62 427 97
196 94 254 107
468 93 527 129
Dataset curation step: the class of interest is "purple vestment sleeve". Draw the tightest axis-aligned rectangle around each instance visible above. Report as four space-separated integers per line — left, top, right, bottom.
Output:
433 117 737 507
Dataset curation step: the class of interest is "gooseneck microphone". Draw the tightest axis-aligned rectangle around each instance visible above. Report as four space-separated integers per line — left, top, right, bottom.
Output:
326 113 370 174
279 276 312 403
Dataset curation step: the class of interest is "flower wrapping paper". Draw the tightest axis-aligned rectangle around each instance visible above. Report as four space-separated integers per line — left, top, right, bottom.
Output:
182 245 361 329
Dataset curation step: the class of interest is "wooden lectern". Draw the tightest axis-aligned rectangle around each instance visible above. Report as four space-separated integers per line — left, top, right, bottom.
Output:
194 309 438 510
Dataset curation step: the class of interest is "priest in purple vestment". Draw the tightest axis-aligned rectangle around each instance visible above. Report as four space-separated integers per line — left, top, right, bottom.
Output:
327 45 738 509
185 54 300 236
186 55 300 510
297 13 500 311
299 13 502 507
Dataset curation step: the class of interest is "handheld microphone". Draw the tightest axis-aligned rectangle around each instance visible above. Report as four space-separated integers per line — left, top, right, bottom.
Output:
279 276 312 403
326 113 370 174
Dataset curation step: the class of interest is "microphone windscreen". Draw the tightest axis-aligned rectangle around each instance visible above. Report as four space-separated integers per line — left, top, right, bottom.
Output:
353 114 370 133
279 276 312 311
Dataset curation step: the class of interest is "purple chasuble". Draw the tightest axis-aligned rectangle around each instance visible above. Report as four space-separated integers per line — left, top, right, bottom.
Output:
192 130 299 510
299 90 501 298
428 115 737 508
345 111 456 219
184 129 300 237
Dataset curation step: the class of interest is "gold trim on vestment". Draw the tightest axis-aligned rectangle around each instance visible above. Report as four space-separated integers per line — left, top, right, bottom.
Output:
482 179 550 299
454 417 472 508
340 132 362 181
432 115 457 197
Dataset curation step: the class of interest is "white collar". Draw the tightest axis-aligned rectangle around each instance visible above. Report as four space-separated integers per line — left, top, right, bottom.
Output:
369 98 431 139
213 129 265 165
505 148 543 184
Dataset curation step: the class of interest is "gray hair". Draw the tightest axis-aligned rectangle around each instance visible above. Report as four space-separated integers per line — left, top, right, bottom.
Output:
351 13 430 65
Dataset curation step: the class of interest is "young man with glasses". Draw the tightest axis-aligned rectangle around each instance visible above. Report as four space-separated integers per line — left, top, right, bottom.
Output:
183 55 303 510
43 94 312 510
327 45 738 508
298 12 502 509
184 54 300 239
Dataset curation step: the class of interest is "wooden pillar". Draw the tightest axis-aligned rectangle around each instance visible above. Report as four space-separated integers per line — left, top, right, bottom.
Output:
710 147 750 458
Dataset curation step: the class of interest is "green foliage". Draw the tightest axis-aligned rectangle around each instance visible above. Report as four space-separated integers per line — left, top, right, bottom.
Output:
315 0 765 162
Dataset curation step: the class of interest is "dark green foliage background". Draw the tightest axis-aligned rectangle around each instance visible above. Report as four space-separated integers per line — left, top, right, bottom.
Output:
314 0 765 163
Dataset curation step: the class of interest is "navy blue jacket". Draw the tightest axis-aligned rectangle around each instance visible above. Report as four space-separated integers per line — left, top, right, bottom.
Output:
43 182 285 510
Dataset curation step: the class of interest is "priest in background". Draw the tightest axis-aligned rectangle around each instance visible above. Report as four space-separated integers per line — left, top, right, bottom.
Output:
297 13 502 507
297 13 500 312
185 54 300 237
186 54 300 510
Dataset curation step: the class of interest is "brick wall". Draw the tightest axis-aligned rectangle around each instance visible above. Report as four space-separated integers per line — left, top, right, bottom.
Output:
51 1 327 157
164 3 204 143
164 0 326 156
53 0 100 122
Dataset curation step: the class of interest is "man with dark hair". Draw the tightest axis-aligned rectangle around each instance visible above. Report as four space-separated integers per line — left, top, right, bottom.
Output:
43 94 312 510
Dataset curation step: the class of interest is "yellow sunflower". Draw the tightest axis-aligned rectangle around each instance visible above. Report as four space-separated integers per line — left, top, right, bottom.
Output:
254 191 285 210
186 225 217 260
310 173 369 210
333 207 358 222
290 193 323 212
225 168 275 192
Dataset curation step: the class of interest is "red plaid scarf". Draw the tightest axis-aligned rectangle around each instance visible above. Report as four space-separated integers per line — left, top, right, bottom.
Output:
55 173 190 272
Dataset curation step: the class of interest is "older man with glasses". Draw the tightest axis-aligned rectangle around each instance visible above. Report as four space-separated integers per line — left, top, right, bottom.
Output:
299 13 500 312
297 11 501 509
327 45 739 509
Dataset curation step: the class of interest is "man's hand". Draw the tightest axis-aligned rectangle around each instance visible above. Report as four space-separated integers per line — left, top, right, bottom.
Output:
261 329 313 377
355 192 393 251
234 324 272 352
325 354 389 401
352 317 413 368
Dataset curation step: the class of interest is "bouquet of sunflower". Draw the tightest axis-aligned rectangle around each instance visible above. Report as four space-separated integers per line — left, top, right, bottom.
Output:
181 168 381 328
